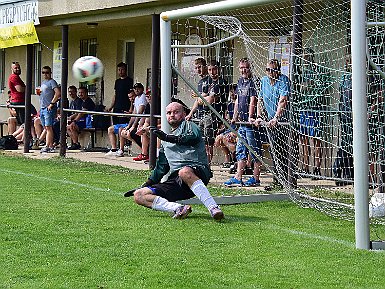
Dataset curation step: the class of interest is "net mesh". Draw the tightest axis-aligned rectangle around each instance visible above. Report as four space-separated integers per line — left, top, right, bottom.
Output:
169 0 385 226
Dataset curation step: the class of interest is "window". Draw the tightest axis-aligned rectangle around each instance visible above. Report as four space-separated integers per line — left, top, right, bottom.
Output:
33 43 42 90
79 38 98 97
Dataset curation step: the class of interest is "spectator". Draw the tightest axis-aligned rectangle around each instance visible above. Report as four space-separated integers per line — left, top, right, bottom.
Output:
128 102 224 221
105 89 135 156
38 66 61 153
11 104 38 145
106 62 133 125
6 90 18 134
333 54 354 186
186 58 216 163
8 62 26 127
255 58 290 188
207 59 229 121
134 90 151 162
214 83 237 168
118 83 147 157
224 58 265 187
298 48 323 177
66 86 95 150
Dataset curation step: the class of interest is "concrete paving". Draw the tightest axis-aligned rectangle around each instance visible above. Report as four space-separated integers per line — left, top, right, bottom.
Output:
4 146 355 194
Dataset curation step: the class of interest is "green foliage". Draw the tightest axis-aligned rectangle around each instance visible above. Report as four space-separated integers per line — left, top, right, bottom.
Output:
1 154 385 289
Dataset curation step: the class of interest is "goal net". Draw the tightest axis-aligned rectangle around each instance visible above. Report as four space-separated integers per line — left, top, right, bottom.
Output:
167 0 385 225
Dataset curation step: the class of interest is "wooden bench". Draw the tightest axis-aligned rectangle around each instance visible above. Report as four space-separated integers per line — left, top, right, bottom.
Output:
0 120 7 137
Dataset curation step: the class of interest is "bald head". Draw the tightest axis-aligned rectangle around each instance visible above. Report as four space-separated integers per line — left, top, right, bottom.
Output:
166 102 186 128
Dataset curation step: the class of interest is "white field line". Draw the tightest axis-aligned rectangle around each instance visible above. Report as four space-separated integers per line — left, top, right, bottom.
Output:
267 224 356 248
0 168 118 194
193 207 357 248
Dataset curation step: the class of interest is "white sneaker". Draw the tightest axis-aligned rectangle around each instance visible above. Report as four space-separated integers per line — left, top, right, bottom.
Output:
105 150 116 156
116 149 124 157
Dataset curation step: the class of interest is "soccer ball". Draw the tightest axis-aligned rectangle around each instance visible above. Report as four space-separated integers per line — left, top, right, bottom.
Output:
72 56 104 83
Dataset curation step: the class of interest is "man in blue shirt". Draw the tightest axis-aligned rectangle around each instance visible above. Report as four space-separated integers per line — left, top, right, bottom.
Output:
39 66 61 153
126 102 224 221
255 59 290 187
224 58 265 187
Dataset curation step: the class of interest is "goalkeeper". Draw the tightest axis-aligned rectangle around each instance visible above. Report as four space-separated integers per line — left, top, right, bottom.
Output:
124 102 224 221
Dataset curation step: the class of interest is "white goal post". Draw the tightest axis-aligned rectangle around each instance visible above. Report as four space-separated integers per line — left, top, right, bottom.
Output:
160 0 371 250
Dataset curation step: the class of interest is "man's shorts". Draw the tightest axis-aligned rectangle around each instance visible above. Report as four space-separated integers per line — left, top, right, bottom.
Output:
74 119 86 129
236 125 267 162
40 107 57 127
148 166 211 202
299 111 320 138
10 102 25 125
113 123 129 134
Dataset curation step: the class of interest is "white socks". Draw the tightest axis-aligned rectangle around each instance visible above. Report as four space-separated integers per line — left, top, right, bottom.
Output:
151 196 181 213
191 179 218 210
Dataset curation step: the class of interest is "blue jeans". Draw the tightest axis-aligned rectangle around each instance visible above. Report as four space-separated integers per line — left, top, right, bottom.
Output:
235 125 266 162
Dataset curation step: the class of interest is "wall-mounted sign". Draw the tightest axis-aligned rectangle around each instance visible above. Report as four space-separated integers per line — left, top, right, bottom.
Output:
0 20 39 48
0 0 39 27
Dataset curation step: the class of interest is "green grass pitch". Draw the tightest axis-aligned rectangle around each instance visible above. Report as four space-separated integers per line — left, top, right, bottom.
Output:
1 153 385 288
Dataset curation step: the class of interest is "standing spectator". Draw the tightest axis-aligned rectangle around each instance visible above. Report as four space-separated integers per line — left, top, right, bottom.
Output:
38 66 61 153
106 62 133 125
255 58 290 187
118 83 147 157
128 102 224 221
186 58 216 163
208 60 229 121
8 62 26 126
66 86 95 150
224 58 264 187
298 48 323 177
333 54 354 186
105 89 135 156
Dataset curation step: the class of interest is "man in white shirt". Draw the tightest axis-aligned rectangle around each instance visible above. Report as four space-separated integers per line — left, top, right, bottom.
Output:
117 83 147 157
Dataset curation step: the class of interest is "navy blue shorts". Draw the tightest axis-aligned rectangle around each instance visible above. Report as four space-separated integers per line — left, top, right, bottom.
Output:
299 111 320 137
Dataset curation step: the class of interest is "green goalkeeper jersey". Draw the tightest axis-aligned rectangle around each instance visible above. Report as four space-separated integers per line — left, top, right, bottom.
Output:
149 120 212 184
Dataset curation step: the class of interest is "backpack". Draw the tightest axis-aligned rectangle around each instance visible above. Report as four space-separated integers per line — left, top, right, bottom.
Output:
0 135 18 150
93 104 111 130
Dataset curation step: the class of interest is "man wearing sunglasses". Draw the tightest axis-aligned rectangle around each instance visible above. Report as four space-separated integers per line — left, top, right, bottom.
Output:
255 58 290 188
38 66 61 153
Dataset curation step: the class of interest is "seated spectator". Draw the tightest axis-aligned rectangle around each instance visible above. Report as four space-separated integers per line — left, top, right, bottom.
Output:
118 83 147 157
11 104 38 145
214 83 237 168
134 90 151 161
105 89 135 156
32 116 45 149
6 90 18 134
66 86 95 150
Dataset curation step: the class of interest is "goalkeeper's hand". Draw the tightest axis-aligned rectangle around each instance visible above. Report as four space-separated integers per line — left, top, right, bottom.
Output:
123 179 155 197
149 126 180 143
